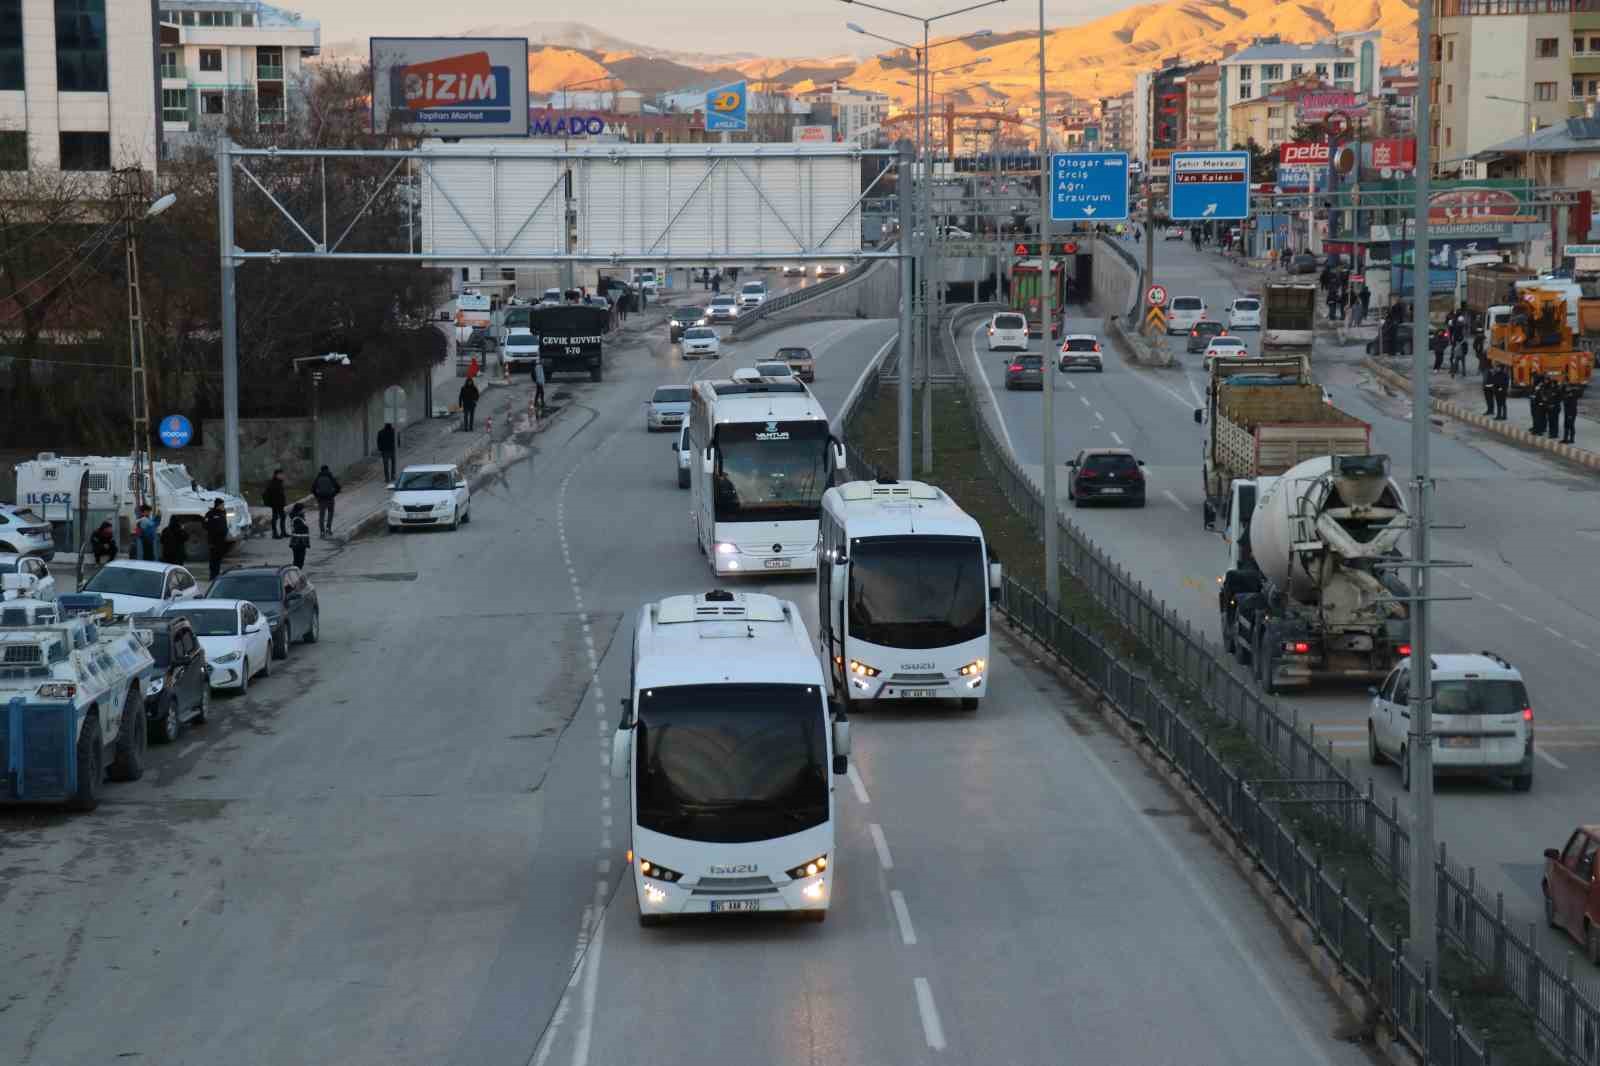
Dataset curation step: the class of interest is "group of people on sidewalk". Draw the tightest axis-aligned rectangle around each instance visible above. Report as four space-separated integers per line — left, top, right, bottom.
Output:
88 497 237 580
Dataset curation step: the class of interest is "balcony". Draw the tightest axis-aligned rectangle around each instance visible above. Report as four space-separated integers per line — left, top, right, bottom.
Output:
258 108 287 128
160 64 186 81
257 64 284 81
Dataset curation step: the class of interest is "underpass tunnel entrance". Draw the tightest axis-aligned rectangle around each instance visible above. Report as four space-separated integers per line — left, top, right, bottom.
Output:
1072 253 1093 306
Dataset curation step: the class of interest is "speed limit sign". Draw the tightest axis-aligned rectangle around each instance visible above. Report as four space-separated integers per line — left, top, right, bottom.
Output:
1146 284 1168 306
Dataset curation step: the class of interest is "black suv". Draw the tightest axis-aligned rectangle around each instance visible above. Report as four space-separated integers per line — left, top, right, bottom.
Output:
138 615 210 743
669 307 703 342
208 565 321 660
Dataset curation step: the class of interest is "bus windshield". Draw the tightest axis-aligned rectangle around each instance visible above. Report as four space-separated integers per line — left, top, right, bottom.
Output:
712 421 829 523
848 535 986 649
635 683 828 844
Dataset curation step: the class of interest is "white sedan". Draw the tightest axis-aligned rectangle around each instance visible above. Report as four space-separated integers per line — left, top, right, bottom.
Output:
161 598 272 693
387 464 471 532
1202 336 1251 364
80 560 201 617
681 325 721 359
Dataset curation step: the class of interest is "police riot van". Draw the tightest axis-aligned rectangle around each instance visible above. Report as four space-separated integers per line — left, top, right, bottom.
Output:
14 454 252 546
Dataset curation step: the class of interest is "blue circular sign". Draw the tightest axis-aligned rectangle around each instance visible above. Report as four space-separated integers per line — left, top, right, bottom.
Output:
159 414 193 448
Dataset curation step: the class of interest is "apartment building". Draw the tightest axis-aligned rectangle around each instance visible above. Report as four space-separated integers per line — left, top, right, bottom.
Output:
795 83 889 146
1099 91 1132 152
0 0 159 174
156 0 318 142
1432 0 1600 171
1184 64 1220 150
1218 33 1381 146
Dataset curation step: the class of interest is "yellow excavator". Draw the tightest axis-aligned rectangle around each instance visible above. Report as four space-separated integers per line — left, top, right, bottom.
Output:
1488 288 1593 395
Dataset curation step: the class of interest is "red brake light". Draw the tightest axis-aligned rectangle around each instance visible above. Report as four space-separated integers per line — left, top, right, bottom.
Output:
1292 641 1311 654
1008 363 1023 372
1093 343 1101 352
1190 329 1197 336
1397 644 1412 657
1078 468 1097 478
1523 707 1534 722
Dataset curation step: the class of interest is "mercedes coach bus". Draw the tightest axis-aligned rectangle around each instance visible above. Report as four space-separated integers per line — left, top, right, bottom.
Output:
817 478 1003 710
688 375 844 576
610 590 851 925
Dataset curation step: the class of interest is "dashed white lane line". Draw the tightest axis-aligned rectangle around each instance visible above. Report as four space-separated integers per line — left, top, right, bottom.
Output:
868 822 895 871
1536 746 1570 771
1064 380 1077 390
177 741 201 760
1110 431 1124 445
890 889 918 946
1080 395 1091 407
913 978 947 1051
1162 489 1191 512
1545 627 1564 638
1093 410 1104 422
847 763 871 805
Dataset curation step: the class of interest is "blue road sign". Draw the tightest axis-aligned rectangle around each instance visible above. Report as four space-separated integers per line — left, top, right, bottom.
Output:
1170 151 1251 221
705 81 748 132
1049 152 1129 223
158 414 193 448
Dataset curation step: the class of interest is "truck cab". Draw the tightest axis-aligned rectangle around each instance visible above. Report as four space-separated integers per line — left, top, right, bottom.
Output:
1217 477 1270 657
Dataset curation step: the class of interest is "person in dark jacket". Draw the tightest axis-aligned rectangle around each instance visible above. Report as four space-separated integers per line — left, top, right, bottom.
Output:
1491 364 1509 420
1561 383 1579 444
160 516 187 564
376 422 397 483
310 465 340 536
264 468 288 539
203 498 229 581
1531 376 1552 436
1431 326 1449 372
288 503 311 568
1543 376 1565 439
90 520 117 565
1482 363 1497 416
459 378 480 432
1472 328 1487 374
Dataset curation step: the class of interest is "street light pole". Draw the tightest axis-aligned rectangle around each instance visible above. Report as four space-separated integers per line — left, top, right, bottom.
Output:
122 186 175 511
1038 0 1058 608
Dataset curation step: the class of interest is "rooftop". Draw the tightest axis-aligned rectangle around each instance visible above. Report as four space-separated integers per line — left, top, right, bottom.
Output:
1479 116 1600 156
1226 40 1351 63
160 1 317 29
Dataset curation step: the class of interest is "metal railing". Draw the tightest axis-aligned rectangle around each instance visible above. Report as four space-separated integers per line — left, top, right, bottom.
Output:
729 239 897 337
837 302 1600 1064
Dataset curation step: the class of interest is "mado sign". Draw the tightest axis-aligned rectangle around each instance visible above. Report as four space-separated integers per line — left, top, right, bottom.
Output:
371 37 530 137
529 111 608 137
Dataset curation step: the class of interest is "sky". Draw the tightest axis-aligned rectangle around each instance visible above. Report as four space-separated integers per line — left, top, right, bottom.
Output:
293 0 1104 58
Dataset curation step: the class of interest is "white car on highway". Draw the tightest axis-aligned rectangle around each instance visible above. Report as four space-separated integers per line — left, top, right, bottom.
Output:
1368 651 1534 791
1202 336 1250 364
986 311 1029 352
738 282 767 309
1227 297 1262 330
680 326 721 359
161 598 272 692
1165 296 1206 335
386 464 470 532
782 264 806 277
815 263 845 277
501 331 541 373
1058 334 1104 372
705 295 739 322
81 560 200 616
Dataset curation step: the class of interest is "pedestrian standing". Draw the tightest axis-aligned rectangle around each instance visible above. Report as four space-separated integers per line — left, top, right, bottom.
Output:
376 422 397 483
203 498 228 581
161 516 187 564
310 464 340 537
1473 329 1487 374
1561 382 1579 444
264 468 288 539
288 503 310 569
90 520 117 565
1481 362 1497 416
1358 283 1371 323
135 505 159 560
1431 327 1448 372
1530 379 1549 436
1493 364 1509 419
533 357 547 414
459 377 480 432
711 274 721 296
1545 376 1565 439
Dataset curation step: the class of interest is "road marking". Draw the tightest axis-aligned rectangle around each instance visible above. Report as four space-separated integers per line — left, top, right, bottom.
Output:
596 858 610 875
868 822 894 870
1535 746 1569 771
848 763 871 804
1574 641 1592 651
570 910 609 1066
1111 431 1124 445
1545 627 1564 638
913 978 947 1051
1080 395 1091 407
1163 489 1190 512
1093 410 1104 422
177 741 201 760
1065 380 1077 390
966 321 1018 454
890 889 918 945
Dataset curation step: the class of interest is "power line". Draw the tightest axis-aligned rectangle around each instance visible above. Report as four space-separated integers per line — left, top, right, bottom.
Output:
0 223 121 323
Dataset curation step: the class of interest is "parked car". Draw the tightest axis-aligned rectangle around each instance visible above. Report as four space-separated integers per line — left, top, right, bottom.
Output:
706 295 739 322
386 464 470 532
1227 297 1262 330
674 425 692 489
1543 826 1600 961
941 225 972 239
680 326 720 360
1369 651 1533 791
135 615 209 743
1004 354 1044 390
501 331 541 373
645 386 691 432
1164 225 1185 241
986 311 1029 352
755 361 795 379
1202 336 1250 364
540 287 563 305
80 560 200 617
1165 296 1206 335
0 553 55 601
0 504 54 558
1288 252 1319 275
669 307 703 342
1058 334 1104 372
776 345 815 382
1066 448 1147 507
462 326 498 352
1186 320 1226 353
160 598 271 693
207 565 321 659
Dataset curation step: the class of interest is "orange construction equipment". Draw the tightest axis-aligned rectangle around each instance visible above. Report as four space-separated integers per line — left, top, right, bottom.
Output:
1488 288 1593 395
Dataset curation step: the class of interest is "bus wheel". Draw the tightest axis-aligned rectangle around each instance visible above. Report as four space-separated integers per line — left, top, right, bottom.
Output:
638 913 664 928
960 698 979 711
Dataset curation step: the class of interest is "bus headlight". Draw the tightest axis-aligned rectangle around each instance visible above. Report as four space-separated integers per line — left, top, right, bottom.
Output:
785 855 829 880
957 659 986 677
638 858 683 883
715 542 738 555
643 884 668 904
802 881 826 901
848 660 880 678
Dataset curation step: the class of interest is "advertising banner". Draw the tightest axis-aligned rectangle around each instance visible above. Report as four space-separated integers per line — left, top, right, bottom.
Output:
371 38 530 137
705 81 748 132
792 124 832 144
1279 142 1331 167
1277 163 1330 192
1369 138 1416 172
1297 91 1363 124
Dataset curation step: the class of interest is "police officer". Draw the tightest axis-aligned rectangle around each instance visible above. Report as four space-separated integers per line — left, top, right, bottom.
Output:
1530 375 1549 436
203 498 229 581
1545 376 1565 439
1491 363 1509 420
1482 361 1497 416
1561 380 1579 444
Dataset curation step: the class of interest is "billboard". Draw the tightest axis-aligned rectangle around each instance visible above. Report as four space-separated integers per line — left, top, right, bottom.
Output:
1370 138 1416 172
792 124 833 144
371 38 529 138
1277 164 1330 192
705 81 748 132
1296 91 1362 124
1279 142 1330 167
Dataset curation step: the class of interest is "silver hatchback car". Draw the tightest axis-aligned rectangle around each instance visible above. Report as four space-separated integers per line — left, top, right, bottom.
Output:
644 385 692 432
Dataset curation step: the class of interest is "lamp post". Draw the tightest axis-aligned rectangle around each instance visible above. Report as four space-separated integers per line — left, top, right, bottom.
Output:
1036 0 1059 607
846 2 1004 475
293 353 351 478
124 187 177 511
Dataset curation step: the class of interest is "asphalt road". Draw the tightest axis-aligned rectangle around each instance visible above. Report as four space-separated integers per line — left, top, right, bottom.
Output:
2 291 1370 1065
965 236 1600 968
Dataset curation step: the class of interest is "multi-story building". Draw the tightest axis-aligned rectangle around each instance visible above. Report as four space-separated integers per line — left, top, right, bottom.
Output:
1099 91 1132 152
1227 73 1341 150
1218 33 1381 147
1380 68 1419 134
1184 64 1220 150
795 83 889 146
1432 0 1600 172
156 1 319 143
0 0 160 175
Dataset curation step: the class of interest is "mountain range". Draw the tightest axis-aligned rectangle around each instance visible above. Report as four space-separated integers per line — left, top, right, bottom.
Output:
328 0 1419 113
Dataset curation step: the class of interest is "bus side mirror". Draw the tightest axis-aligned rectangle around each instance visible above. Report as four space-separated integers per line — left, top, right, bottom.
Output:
831 441 846 469
989 562 1003 603
829 561 847 602
610 728 631 780
702 448 714 474
830 704 850 774
1193 408 1203 424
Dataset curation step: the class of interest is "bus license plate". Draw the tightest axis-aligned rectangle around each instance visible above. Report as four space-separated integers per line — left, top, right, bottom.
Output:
899 689 936 698
1441 736 1479 748
710 899 762 913
764 558 791 570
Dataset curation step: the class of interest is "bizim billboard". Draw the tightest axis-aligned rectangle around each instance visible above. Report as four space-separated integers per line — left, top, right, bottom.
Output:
371 38 529 138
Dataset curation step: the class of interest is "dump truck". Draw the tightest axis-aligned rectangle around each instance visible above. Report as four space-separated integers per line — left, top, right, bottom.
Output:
1463 262 1536 321
1260 283 1317 355
1195 354 1371 526
1215 454 1413 694
1488 287 1594 395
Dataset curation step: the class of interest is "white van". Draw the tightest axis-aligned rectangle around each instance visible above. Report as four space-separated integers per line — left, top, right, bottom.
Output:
14 455 251 545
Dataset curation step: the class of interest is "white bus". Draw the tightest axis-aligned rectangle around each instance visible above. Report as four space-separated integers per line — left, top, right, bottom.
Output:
610 589 850 925
689 376 844 576
817 479 1002 710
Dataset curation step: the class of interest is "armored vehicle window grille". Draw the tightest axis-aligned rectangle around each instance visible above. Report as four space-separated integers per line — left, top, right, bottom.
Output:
3 644 43 665
86 473 109 491
1 608 26 626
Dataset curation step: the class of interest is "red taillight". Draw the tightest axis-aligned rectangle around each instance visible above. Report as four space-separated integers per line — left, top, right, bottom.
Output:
1190 329 1198 336
1523 707 1534 722
1009 363 1023 372
1093 343 1101 352
1078 469 1097 478
1397 644 1412 657
1292 641 1310 654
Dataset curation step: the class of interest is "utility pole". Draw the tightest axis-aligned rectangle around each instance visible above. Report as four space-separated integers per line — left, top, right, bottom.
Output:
898 139 915 481
920 30 933 477
1038 0 1059 608
1407 0 1438 974
217 138 241 496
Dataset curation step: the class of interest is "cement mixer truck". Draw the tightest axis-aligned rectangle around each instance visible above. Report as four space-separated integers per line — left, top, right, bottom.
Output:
1217 453 1413 693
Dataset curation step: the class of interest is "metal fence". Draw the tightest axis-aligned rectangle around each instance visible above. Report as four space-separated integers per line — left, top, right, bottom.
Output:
841 302 1600 1065
730 243 895 336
